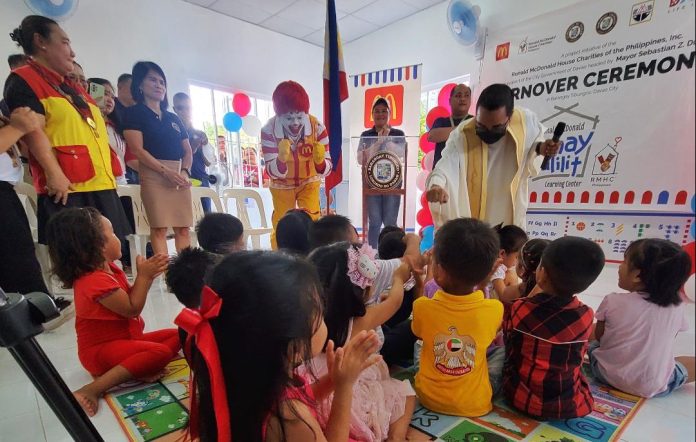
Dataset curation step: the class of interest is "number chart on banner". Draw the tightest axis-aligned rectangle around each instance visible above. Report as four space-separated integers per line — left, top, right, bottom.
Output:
526 212 694 262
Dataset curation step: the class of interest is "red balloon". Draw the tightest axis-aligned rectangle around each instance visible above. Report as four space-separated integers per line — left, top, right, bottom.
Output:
437 83 457 112
419 133 435 153
232 93 252 117
426 106 449 129
420 191 429 208
417 208 433 227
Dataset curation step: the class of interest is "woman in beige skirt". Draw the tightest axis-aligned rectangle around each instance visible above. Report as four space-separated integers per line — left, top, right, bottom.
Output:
123 61 193 255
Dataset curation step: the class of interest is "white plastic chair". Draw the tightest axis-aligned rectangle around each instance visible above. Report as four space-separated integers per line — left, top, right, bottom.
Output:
116 184 151 277
190 186 225 246
13 182 53 292
221 188 273 250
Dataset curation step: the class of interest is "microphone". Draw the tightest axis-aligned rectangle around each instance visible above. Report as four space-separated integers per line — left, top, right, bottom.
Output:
541 121 566 171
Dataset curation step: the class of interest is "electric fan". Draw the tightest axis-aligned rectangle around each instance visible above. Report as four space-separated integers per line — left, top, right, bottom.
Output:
24 0 78 22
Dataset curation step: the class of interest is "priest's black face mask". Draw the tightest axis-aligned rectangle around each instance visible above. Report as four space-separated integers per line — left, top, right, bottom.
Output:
475 106 510 145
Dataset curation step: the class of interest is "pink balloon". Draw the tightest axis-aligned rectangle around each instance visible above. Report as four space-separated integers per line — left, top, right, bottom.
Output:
232 93 252 117
419 133 435 153
422 151 435 172
416 170 429 192
426 106 450 129
437 83 457 113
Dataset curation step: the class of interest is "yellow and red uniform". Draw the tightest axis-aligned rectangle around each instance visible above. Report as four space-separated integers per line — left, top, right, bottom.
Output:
12 64 117 195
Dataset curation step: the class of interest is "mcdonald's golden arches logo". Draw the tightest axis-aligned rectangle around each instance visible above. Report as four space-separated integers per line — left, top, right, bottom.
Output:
363 85 404 128
496 42 510 61
299 142 313 157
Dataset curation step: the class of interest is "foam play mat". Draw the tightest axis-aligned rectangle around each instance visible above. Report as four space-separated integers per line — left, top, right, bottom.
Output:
397 366 646 442
105 357 191 442
105 358 644 442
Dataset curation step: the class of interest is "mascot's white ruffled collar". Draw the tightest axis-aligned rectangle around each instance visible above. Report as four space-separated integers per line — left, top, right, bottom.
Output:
273 112 312 139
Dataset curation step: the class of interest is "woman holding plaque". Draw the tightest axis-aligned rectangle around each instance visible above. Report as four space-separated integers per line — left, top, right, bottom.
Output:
358 98 405 248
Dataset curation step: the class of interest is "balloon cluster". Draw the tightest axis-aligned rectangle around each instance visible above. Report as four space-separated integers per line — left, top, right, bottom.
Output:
417 82 458 253
222 93 262 136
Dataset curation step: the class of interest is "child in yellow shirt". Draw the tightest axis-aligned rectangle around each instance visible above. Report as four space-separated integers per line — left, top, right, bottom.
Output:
412 218 503 417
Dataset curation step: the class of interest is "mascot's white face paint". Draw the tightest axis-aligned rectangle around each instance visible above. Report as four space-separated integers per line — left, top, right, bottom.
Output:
280 111 306 137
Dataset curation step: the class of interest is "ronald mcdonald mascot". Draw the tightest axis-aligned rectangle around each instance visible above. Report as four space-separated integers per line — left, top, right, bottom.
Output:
261 81 332 249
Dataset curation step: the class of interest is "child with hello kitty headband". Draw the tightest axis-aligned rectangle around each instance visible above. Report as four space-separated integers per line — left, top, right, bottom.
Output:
306 241 417 442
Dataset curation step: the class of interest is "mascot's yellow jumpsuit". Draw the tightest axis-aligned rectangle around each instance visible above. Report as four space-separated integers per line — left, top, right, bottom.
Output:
261 98 331 249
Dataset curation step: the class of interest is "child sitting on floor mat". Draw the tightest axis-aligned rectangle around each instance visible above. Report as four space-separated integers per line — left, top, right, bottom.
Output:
180 251 381 441
412 218 503 417
588 238 695 398
46 208 180 417
307 242 417 441
499 238 549 305
502 236 603 420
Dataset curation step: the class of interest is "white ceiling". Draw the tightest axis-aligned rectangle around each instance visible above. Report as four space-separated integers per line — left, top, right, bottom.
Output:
183 0 446 46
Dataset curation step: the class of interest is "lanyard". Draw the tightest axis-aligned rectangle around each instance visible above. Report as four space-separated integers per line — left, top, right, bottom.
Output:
28 61 100 139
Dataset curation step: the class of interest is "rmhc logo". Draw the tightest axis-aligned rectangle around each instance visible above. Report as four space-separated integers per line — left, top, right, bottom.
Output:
496 42 510 61
363 85 404 128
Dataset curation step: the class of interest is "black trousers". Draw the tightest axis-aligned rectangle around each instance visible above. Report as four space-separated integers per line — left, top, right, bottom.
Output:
0 181 50 295
381 288 417 367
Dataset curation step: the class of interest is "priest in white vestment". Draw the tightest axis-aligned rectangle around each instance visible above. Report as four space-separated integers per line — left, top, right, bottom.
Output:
425 84 561 228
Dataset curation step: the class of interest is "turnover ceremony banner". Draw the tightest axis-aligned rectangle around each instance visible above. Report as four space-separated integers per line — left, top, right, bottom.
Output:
479 0 695 261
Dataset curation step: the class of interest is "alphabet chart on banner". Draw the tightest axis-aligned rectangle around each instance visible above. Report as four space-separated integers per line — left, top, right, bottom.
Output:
526 211 694 262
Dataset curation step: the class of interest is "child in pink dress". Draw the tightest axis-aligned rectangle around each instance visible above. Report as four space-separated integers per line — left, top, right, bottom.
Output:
179 251 381 441
308 242 416 442
588 239 695 397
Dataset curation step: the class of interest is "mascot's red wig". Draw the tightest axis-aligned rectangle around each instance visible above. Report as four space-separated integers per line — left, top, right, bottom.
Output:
272 81 310 115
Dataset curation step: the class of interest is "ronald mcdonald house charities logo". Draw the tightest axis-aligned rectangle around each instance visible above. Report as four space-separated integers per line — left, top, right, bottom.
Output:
630 0 654 25
495 42 510 61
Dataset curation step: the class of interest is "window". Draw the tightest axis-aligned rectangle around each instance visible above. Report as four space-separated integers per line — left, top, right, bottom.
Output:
189 84 273 188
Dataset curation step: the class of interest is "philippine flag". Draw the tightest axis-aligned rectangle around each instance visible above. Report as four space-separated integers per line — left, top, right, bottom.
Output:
323 0 349 196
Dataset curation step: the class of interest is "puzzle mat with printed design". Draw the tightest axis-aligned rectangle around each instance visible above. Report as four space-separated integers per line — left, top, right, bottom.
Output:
105 357 191 442
105 358 645 442
396 366 646 442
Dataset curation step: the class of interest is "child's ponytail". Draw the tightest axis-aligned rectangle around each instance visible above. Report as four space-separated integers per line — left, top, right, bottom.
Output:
626 239 691 307
519 239 550 297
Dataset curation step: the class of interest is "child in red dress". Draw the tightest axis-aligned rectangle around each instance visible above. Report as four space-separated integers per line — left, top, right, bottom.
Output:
46 207 180 417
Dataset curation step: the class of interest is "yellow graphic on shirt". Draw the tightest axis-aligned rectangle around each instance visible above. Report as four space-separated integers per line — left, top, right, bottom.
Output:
433 326 476 376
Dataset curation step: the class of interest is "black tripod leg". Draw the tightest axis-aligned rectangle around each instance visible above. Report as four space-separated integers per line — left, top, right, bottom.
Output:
8 338 104 442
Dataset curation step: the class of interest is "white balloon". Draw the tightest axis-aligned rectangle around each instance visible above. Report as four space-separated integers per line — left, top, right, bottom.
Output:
424 151 435 172
242 115 262 136
416 170 429 192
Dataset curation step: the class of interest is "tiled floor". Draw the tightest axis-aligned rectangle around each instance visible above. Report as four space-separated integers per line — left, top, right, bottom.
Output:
0 264 693 442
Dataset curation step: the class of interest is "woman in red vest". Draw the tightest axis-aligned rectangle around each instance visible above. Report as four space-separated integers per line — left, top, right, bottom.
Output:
4 15 131 246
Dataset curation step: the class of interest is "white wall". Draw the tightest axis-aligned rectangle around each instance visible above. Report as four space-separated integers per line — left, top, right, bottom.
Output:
344 0 587 90
0 0 325 110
